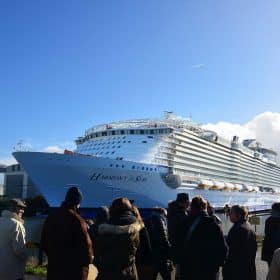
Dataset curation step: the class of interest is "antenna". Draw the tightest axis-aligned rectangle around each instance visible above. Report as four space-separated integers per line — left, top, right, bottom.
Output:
164 111 174 119
14 140 29 152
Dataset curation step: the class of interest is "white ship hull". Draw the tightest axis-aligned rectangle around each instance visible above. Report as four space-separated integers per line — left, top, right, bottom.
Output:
13 151 280 210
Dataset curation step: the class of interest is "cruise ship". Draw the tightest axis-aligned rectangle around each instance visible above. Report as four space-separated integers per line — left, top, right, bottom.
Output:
13 112 280 210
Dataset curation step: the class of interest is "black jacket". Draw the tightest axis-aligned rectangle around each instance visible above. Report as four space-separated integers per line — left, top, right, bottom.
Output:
167 200 189 263
182 211 228 280
223 219 257 280
262 214 280 264
146 211 172 264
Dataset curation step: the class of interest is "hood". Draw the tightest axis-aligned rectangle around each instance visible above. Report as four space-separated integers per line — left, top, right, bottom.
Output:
98 221 142 235
1 210 24 224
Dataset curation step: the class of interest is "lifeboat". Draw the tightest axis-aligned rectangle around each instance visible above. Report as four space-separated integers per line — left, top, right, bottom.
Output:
223 182 235 191
197 179 214 189
210 181 225 190
241 184 254 192
233 183 243 191
253 186 259 192
64 149 74 155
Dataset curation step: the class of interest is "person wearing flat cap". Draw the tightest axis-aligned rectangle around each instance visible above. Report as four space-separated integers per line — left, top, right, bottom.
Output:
0 198 28 280
41 187 93 280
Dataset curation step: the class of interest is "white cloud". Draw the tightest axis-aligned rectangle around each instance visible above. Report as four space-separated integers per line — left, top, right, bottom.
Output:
41 146 64 153
202 111 280 157
0 156 17 166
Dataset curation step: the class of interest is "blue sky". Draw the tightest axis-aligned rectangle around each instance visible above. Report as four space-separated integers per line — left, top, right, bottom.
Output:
1 0 280 170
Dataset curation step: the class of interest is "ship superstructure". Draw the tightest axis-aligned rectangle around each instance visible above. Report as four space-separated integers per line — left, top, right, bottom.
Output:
13 113 280 209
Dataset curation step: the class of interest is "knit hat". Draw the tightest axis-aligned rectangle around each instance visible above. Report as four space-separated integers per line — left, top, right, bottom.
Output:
176 192 189 202
65 186 83 205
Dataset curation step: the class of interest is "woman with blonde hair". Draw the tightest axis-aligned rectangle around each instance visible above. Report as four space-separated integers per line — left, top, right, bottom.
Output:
132 205 153 280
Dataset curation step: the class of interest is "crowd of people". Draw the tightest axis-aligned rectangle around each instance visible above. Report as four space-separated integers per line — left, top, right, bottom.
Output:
1 187 280 280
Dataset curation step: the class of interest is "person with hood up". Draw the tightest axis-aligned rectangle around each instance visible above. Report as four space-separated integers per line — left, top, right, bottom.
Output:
146 207 173 280
94 197 142 280
0 198 28 280
41 186 93 280
89 206 110 271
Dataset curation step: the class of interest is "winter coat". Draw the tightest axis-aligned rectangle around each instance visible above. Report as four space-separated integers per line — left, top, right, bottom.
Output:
135 226 153 280
146 211 172 265
167 200 189 263
95 212 141 280
136 226 152 266
262 214 280 264
41 205 93 280
0 210 28 280
89 206 110 270
223 219 257 280
267 248 280 280
182 211 228 280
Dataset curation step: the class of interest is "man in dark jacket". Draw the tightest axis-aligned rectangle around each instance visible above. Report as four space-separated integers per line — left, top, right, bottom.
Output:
167 192 189 271
262 202 280 266
146 207 173 280
223 205 257 280
41 187 93 280
182 196 228 280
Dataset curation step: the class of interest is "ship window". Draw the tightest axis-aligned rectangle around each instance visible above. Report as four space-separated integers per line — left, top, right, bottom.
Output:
120 130 124 135
142 141 147 143
111 151 115 154
123 136 126 139
140 130 144 134
146 167 149 171
132 166 135 169
148 136 153 138
123 141 126 143
122 165 124 168
116 164 119 168
130 130 134 134
110 164 113 167
142 167 145 170
112 131 115 135
128 141 131 143
117 146 120 148
150 168 153 171
150 130 154 134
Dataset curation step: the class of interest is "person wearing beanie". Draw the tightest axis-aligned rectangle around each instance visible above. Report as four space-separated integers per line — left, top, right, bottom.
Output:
0 198 28 280
41 187 93 280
